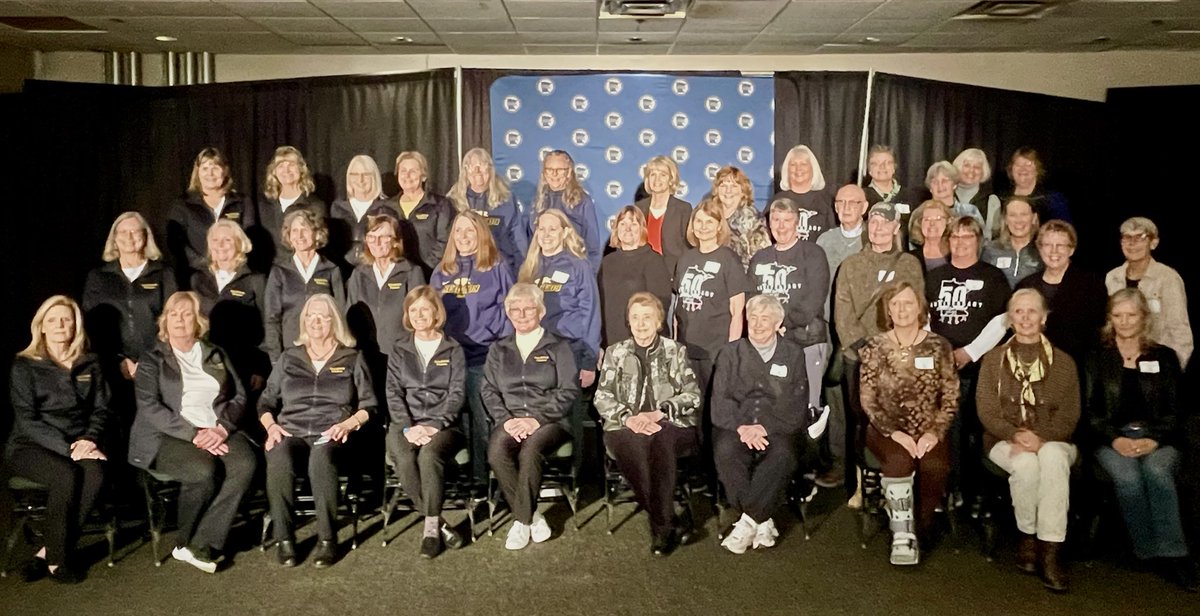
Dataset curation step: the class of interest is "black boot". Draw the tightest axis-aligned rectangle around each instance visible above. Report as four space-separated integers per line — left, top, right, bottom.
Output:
1039 540 1069 593
1163 558 1198 593
651 528 679 557
277 540 297 567
312 540 337 569
1015 533 1037 574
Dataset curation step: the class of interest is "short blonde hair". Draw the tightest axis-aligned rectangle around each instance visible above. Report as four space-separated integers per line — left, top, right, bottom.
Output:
1007 288 1048 320
746 294 785 323
187 147 234 194
207 219 252 272
345 154 383 201
908 200 951 247
395 150 430 195
1120 216 1159 240
925 161 959 188
780 145 826 192
102 211 163 262
953 148 992 184
18 295 87 363
157 291 209 342
281 208 329 251
402 285 447 333
504 282 546 316
264 146 316 199
642 156 681 194
609 205 648 249
295 294 355 348
686 198 731 247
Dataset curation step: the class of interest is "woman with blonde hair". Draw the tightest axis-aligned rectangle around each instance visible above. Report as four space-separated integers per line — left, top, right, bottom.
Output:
167 147 256 280
711 165 770 270
8 295 110 583
328 154 398 272
635 156 692 275
773 145 837 243
906 200 951 272
598 205 671 345
346 214 426 359
447 147 528 275
982 198 1042 287
393 150 455 275
256 145 327 266
531 150 602 271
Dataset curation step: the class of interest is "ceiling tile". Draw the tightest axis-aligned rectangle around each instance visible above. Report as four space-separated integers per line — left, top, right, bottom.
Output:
762 18 857 34
425 19 515 33
336 18 432 33
251 17 352 33
771 1 883 22
671 44 749 54
598 31 675 44
356 31 441 43
598 43 672 54
519 31 596 44
597 18 683 32
217 1 325 18
309 1 418 18
522 43 597 54
505 0 596 19
277 31 368 45
865 0 979 21
407 0 509 20
76 16 265 33
513 17 596 32
32 1 234 18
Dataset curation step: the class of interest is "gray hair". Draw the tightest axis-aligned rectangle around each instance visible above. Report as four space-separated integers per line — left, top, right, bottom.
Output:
767 197 800 216
952 148 992 184
925 160 959 188
746 294 786 323
1120 216 1158 240
504 282 546 312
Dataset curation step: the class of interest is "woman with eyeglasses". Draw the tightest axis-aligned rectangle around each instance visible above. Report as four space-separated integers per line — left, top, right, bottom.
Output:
446 147 528 276
1104 217 1192 366
906 200 951 273
531 150 603 272
1006 147 1072 226
328 154 398 273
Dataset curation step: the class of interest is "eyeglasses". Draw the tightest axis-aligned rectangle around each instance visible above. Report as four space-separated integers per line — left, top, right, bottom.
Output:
1038 242 1073 252
922 216 947 224
948 233 978 240
365 234 395 244
304 314 333 323
544 167 571 176
1120 233 1149 244
507 306 540 315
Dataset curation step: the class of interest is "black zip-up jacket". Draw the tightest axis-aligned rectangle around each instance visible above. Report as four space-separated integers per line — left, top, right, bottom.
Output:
264 256 345 363
252 194 329 272
391 192 455 277
128 341 246 469
345 260 426 357
83 259 177 362
327 198 399 274
1086 343 1180 448
7 353 111 457
258 345 376 437
191 266 269 381
166 191 257 280
711 337 810 436
481 331 580 428
385 333 466 430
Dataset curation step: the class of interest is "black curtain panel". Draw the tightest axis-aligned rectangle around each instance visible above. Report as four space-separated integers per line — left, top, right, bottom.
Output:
773 71 870 190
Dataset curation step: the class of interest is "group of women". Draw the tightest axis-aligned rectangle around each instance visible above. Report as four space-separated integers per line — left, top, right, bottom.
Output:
5 141 1194 595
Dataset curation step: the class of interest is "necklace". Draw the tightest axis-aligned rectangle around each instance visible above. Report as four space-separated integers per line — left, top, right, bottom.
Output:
891 329 920 358
1117 339 1140 364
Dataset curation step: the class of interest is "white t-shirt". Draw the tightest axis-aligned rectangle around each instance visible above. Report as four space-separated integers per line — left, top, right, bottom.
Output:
373 261 395 289
280 195 299 209
349 198 373 221
414 335 442 368
121 261 147 282
293 254 319 282
173 343 220 429
215 269 235 292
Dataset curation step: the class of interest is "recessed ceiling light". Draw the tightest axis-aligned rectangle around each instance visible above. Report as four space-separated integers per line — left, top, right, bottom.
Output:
391 36 413 43
155 35 177 42
861 36 881 44
627 36 644 43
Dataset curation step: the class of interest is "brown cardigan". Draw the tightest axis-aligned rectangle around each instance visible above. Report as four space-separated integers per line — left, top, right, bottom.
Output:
976 341 1080 452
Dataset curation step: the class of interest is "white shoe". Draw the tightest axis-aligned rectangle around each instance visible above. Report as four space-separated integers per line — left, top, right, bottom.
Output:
505 522 531 550
171 546 217 574
753 518 779 549
721 515 758 555
529 512 552 543
890 532 920 566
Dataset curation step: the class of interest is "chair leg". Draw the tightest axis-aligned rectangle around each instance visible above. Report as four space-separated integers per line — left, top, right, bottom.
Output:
105 512 117 568
799 500 811 541
467 501 478 542
1 512 28 577
260 513 272 552
350 498 359 551
380 489 401 547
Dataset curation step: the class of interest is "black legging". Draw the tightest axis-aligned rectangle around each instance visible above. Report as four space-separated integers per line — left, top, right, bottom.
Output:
265 436 342 542
386 426 462 517
6 446 106 566
488 423 570 525
151 433 257 552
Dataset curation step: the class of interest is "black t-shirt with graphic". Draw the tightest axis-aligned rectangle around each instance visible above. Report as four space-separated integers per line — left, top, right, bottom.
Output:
771 188 838 244
674 246 753 360
925 260 1010 349
748 241 831 346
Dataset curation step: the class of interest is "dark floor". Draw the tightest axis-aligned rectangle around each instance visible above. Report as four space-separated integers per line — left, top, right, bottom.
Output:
3 487 1198 616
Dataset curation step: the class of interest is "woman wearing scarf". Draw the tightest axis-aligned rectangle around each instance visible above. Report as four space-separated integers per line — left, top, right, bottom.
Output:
977 288 1080 593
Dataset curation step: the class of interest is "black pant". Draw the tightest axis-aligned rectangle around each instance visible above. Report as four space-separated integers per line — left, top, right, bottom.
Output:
386 426 462 517
487 423 570 525
841 355 863 493
6 446 106 566
151 433 257 551
604 423 698 536
713 427 802 523
265 436 341 542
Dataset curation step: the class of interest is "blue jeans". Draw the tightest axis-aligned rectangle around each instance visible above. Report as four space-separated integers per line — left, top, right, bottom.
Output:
1094 445 1188 559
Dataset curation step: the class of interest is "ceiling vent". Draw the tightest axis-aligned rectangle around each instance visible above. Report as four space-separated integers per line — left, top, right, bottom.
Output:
953 1 1062 20
599 0 689 19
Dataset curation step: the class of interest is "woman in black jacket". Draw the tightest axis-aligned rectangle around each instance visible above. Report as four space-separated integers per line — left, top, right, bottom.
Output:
385 286 467 558
7 296 110 583
598 206 671 346
345 214 426 365
328 154 399 273
258 294 375 568
255 146 328 270
129 291 257 573
483 283 581 551
1087 288 1194 590
264 209 345 363
166 147 256 285
393 150 455 277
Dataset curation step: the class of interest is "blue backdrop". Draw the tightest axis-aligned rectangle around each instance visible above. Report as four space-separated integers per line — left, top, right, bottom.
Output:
490 73 775 231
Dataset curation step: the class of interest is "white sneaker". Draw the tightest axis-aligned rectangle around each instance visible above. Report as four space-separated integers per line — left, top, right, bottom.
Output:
529 512 552 543
721 515 758 555
171 546 217 574
505 521 531 550
753 518 779 549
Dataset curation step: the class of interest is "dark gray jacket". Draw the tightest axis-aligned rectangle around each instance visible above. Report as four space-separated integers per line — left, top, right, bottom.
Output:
481 331 579 428
258 345 376 437
264 256 345 362
385 334 466 430
346 260 426 356
711 337 811 436
7 354 110 458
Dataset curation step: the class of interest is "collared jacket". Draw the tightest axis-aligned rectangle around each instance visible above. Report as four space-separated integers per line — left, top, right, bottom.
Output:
264 256 345 362
430 254 514 367
385 333 466 430
83 259 177 362
833 246 925 361
6 353 111 457
481 331 580 428
392 192 455 277
981 239 1042 288
327 197 400 274
166 191 257 277
129 341 246 470
191 265 269 382
635 195 692 277
1105 259 1193 366
532 251 601 371
345 259 426 357
594 336 700 432
462 188 529 277
258 345 376 437
1085 343 1180 449
253 194 328 272
532 189 603 272
711 337 811 436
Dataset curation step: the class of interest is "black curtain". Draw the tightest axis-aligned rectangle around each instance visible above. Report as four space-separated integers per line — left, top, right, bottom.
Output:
774 71 870 189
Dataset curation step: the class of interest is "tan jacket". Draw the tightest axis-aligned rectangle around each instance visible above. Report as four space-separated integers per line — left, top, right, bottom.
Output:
1105 259 1192 365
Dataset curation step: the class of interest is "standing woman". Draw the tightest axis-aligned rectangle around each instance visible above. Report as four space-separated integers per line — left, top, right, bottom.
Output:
83 212 177 389
264 209 345 363
673 199 753 398
859 282 959 566
393 151 455 277
1104 217 1192 366
1006 148 1071 225
7 296 110 583
906 200 951 272
635 156 692 276
711 166 771 270
953 148 1002 241
447 147 528 276
258 294 375 568
328 155 398 273
773 145 837 244
190 220 269 393
531 150 603 271
256 146 327 269
863 146 920 243
385 286 467 558
129 291 257 573
982 198 1042 288
430 211 515 484
346 214 426 363
166 147 256 285
925 161 985 229
519 209 602 389
598 206 671 346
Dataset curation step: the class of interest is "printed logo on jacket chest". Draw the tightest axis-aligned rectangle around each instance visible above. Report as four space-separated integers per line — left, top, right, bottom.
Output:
442 277 481 299
933 278 985 325
795 208 819 241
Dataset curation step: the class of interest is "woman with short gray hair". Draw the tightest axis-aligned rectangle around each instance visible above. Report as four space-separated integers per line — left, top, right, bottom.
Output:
1104 217 1192 365
925 161 985 230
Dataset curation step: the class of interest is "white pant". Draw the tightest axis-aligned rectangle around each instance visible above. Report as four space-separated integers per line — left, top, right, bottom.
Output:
987 440 1077 542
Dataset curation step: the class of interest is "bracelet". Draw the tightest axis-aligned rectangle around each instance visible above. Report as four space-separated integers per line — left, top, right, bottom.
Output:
354 414 366 429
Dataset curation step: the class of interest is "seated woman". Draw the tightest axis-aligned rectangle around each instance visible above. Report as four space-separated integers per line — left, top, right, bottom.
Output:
385 286 467 559
258 294 374 568
482 283 580 550
1104 217 1192 366
1087 289 1195 591
711 295 812 554
859 282 959 566
595 292 700 556
7 295 110 583
978 289 1080 593
129 291 257 573
264 208 345 363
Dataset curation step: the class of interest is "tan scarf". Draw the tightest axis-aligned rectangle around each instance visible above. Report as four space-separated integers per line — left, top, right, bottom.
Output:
1003 335 1054 423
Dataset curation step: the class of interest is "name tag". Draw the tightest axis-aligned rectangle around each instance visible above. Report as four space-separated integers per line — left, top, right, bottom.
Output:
754 263 773 276
532 354 550 363
141 282 159 290
387 282 402 290
328 366 346 374
995 257 1012 268
226 212 240 220
230 289 245 297
76 373 92 382
915 356 934 370
877 270 895 282
550 270 570 284
433 359 450 367
1148 298 1162 314
703 261 721 274
314 278 329 286
415 213 430 220
1139 361 1160 374
769 364 787 378
895 203 910 214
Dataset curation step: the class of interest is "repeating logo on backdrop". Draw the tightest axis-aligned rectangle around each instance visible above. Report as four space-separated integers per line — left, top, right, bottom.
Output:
575 164 590 181
737 146 754 164
704 163 720 181
505 165 523 183
738 80 755 97
738 113 754 129
672 112 688 129
538 147 554 161
705 96 722 112
537 112 555 129
606 181 623 199
571 95 589 112
571 129 589 147
672 146 689 164
672 79 689 96
676 181 688 199
605 77 623 95
605 146 623 164
504 130 522 148
705 129 722 146
536 79 554 95
503 95 521 113
639 95 656 112
639 129 656 147
606 112 623 129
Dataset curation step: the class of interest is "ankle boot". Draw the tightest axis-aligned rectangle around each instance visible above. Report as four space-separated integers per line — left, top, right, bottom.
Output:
1039 540 1069 592
882 473 919 566
1015 533 1037 574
